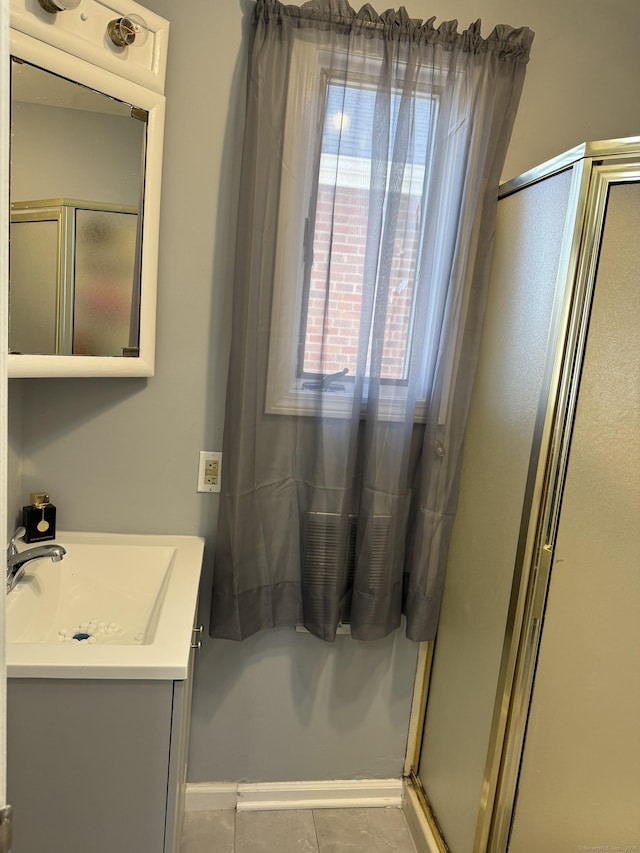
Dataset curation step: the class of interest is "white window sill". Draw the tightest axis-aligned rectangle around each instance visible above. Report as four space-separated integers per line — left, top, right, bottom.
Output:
265 384 428 422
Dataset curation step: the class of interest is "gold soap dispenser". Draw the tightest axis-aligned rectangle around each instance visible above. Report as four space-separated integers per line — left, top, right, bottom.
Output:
22 493 57 544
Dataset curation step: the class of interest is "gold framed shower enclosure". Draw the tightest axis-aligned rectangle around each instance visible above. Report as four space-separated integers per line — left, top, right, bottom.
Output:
403 136 640 853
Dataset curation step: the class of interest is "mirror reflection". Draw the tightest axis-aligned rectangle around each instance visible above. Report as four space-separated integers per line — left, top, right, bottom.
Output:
9 58 148 357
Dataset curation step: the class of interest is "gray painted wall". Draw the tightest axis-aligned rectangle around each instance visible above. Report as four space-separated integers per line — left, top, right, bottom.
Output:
8 0 640 782
12 103 141 205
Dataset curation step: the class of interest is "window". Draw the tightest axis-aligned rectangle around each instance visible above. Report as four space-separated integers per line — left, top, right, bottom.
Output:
266 43 439 419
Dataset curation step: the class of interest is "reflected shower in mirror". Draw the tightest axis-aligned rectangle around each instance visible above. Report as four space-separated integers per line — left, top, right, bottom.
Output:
9 57 147 357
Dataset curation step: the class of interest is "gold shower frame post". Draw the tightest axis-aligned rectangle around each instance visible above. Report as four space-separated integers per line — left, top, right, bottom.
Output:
403 136 640 853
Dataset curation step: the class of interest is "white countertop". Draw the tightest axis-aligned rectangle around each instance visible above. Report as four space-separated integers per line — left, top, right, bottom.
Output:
7 531 205 680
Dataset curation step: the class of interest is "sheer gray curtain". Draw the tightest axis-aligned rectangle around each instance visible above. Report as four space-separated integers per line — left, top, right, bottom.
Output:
211 0 533 642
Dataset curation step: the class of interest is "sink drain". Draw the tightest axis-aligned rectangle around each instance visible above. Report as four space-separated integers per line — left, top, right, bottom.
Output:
59 620 126 644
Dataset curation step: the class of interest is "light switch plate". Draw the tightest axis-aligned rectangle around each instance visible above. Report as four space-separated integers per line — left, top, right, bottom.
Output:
197 451 222 493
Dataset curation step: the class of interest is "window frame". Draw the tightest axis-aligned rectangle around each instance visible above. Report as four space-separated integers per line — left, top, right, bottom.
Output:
265 38 440 421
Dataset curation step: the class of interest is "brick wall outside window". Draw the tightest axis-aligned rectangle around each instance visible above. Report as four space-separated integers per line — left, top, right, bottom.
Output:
302 180 422 381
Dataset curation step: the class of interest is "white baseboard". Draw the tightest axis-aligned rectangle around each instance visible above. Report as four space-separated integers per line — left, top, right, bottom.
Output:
184 783 238 812
237 779 403 812
185 779 403 813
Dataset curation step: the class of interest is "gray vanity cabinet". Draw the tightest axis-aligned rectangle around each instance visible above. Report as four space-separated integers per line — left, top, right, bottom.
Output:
7 653 195 852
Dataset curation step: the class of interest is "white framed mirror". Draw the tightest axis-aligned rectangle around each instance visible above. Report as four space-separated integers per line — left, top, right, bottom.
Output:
8 29 165 377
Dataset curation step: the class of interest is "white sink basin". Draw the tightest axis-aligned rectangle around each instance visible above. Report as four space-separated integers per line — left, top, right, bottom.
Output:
7 531 204 680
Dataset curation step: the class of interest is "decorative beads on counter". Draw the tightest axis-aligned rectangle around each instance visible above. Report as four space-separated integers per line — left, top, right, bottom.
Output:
58 619 125 644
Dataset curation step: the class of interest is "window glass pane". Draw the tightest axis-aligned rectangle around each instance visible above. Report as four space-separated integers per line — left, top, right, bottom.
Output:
301 82 433 382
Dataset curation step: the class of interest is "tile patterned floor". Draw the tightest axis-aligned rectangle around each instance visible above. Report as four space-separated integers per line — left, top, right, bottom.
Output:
180 807 419 853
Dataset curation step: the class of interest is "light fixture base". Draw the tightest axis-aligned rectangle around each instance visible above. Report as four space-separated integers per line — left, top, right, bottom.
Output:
108 18 131 47
37 0 81 11
37 0 63 11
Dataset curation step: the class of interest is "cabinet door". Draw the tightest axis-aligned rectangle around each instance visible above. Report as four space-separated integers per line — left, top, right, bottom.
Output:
509 180 640 851
8 678 174 853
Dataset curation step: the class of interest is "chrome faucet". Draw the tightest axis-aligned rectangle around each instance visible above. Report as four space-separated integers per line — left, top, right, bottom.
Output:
6 526 66 593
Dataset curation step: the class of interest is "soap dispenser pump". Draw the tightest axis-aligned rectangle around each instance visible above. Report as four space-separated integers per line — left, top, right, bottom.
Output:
22 493 57 544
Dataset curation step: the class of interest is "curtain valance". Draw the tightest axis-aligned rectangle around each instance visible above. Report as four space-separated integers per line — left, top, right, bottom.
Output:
256 0 534 61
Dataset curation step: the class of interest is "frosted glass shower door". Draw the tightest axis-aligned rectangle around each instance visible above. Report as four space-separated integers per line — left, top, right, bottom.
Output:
73 209 138 356
508 179 640 852
415 167 574 852
9 200 139 359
